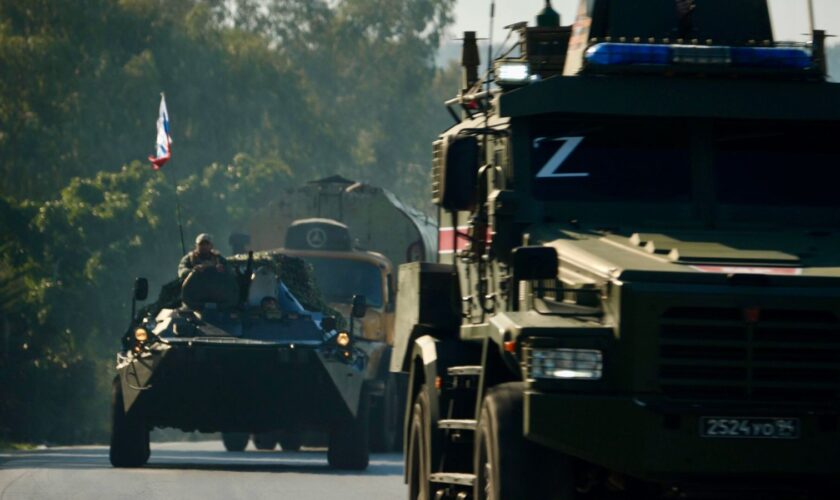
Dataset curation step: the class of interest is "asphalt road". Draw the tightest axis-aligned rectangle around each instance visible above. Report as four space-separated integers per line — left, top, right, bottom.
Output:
0 441 405 500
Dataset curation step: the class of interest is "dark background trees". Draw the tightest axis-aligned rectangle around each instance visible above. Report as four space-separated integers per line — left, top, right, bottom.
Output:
0 0 458 444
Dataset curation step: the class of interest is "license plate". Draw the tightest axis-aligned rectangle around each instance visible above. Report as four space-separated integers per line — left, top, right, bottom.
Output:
700 417 800 439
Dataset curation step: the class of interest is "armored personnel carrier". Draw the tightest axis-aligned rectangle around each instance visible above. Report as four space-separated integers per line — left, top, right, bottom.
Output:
110 252 372 470
391 1 840 498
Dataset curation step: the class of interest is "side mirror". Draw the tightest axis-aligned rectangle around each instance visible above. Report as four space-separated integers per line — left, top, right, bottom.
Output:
351 294 367 319
442 136 480 211
134 277 149 302
511 247 558 282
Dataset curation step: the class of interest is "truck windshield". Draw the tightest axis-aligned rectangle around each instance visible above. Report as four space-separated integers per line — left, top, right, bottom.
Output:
530 119 692 203
714 121 840 207
302 257 384 308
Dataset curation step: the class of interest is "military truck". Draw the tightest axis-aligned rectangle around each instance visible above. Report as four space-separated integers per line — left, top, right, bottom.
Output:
391 1 840 498
110 252 373 470
250 218 405 452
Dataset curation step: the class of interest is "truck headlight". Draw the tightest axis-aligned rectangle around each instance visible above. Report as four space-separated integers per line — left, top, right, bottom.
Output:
336 331 351 348
134 328 149 343
526 348 603 380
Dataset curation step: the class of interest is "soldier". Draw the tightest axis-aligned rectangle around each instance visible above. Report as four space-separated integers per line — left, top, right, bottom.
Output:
178 233 228 279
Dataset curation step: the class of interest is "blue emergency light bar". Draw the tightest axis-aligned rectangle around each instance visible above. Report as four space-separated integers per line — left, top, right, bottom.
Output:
585 43 812 70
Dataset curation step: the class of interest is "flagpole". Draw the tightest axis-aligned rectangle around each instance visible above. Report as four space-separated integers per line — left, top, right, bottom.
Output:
171 170 187 256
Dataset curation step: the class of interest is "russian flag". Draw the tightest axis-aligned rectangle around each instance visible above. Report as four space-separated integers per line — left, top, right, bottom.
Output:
148 93 172 170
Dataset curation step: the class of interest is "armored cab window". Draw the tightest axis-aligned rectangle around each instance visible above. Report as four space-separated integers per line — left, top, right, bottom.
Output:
529 118 692 203
714 120 840 208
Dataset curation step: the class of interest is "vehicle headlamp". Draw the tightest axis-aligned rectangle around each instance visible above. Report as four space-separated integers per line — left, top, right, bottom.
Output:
336 332 351 348
526 348 603 380
134 328 149 343
496 62 534 85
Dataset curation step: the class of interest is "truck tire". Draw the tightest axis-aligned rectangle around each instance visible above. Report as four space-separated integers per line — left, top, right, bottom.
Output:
328 391 370 470
252 432 277 451
371 373 405 452
474 383 576 500
369 392 387 452
382 373 406 452
222 432 249 452
279 431 302 452
406 386 431 500
109 377 150 468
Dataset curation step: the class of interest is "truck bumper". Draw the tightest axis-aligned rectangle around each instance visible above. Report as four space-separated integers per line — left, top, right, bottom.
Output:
524 391 840 485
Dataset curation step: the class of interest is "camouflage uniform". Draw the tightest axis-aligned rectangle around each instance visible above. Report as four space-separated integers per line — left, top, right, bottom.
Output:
178 250 229 279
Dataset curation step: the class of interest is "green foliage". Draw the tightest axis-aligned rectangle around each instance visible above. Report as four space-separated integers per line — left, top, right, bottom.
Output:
0 0 456 206
0 0 458 444
2 157 298 443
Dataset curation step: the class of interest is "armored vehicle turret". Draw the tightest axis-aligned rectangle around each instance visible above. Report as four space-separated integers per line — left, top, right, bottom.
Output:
392 1 840 498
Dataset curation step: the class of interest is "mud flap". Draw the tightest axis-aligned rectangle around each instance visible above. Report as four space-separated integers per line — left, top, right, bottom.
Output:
317 351 365 418
117 348 167 413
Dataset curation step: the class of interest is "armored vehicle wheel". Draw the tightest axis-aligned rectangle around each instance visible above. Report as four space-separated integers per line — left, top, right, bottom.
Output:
474 383 576 500
109 377 150 468
407 386 431 500
327 391 370 470
279 431 302 452
222 432 249 452
252 432 277 451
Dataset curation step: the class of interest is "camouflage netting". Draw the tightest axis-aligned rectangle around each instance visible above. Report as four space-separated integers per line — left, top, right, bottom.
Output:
228 251 335 314
138 252 344 326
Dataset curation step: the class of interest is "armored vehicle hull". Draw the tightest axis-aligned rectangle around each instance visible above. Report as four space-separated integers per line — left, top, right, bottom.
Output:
116 336 365 433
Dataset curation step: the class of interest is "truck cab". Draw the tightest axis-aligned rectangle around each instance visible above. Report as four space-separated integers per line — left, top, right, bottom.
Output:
280 218 396 344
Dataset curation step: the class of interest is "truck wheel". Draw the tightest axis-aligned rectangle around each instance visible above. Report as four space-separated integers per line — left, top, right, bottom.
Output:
474 383 576 500
252 432 277 451
279 431 303 452
328 391 370 470
406 386 431 500
109 377 150 468
369 392 387 452
382 373 406 452
222 432 249 452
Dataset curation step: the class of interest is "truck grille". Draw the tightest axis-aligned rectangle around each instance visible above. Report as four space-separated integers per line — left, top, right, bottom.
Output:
659 307 840 402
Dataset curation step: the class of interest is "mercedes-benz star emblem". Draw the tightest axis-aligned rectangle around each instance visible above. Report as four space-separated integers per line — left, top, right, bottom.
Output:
306 227 328 249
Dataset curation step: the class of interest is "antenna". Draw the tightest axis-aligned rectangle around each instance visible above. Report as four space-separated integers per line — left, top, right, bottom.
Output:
485 0 495 129
174 181 186 256
807 0 816 35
